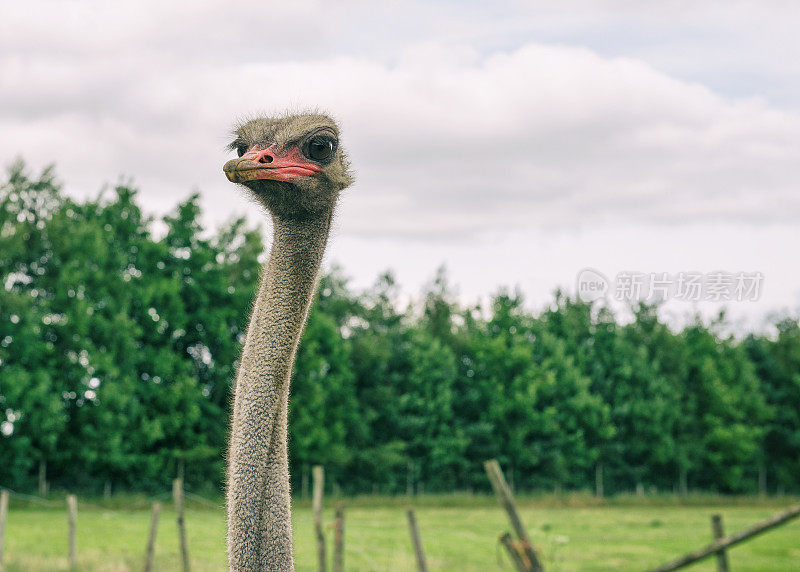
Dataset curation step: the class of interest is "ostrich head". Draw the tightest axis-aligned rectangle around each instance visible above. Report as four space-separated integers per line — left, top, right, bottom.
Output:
223 113 354 219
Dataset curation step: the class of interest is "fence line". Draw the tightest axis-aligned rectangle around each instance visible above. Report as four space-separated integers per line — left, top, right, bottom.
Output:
184 491 222 508
406 507 428 572
710 514 729 572
499 532 527 572
313 465 326 572
0 489 8 567
66 494 77 568
2 479 799 570
484 460 544 571
173 478 191 572
333 502 345 572
144 502 161 572
650 504 800 571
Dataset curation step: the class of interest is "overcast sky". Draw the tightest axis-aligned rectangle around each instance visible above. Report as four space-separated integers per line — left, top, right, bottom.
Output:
2 1 799 329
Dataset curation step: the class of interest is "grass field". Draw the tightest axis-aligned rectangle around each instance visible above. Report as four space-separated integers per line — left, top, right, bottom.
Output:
2 495 799 571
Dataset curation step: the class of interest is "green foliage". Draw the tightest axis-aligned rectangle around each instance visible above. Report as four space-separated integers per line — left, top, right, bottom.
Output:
1 161 799 495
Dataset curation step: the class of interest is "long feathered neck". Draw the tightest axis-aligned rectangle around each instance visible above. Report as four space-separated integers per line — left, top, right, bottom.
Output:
227 208 332 571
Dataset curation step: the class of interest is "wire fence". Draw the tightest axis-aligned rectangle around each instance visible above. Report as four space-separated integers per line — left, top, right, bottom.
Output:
0 485 216 510
3 469 800 572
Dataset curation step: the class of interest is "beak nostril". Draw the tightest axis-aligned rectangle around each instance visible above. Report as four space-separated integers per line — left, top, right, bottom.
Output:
258 154 274 164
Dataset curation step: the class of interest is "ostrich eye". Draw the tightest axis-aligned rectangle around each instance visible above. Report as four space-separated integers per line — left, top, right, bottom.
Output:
236 145 247 157
306 136 335 162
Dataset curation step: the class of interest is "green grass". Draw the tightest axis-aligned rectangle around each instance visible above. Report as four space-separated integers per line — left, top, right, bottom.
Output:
2 496 799 570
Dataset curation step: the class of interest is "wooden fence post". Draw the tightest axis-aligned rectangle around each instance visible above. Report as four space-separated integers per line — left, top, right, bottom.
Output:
173 478 190 572
313 465 326 572
144 502 162 572
679 467 688 497
333 502 345 572
406 508 428 572
500 532 527 572
711 514 729 572
66 494 77 568
484 460 543 571
0 489 8 567
650 504 800 571
39 459 47 497
595 463 604 498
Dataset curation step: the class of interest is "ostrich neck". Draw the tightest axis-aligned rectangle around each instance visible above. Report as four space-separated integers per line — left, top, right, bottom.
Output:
227 208 332 571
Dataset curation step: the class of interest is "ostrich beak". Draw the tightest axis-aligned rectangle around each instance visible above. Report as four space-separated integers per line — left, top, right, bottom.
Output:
223 154 322 184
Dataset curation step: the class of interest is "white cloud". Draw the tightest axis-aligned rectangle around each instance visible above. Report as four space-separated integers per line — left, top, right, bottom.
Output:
2 0 800 318
2 31 799 237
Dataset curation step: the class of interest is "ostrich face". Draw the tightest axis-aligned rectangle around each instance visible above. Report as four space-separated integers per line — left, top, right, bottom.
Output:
223 113 353 218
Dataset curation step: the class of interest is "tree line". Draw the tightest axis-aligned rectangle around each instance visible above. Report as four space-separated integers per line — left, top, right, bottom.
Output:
1 161 798 497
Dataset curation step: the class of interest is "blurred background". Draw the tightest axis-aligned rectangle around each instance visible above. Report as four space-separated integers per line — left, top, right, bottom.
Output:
1 1 800 570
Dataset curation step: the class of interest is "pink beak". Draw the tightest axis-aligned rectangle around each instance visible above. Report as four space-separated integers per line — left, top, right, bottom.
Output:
224 145 322 183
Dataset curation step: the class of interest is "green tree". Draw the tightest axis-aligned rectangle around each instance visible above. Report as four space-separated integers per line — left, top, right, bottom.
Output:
746 318 800 493
0 161 68 489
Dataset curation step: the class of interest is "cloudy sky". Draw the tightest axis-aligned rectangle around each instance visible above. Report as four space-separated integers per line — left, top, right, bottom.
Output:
2 1 799 329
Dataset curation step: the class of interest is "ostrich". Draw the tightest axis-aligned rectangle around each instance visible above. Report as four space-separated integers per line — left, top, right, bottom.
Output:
222 112 354 570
